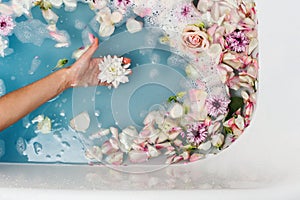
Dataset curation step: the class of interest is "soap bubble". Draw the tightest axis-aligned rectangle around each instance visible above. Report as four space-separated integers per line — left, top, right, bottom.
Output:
33 142 43 155
167 54 188 68
16 137 26 155
74 19 86 30
28 56 41 75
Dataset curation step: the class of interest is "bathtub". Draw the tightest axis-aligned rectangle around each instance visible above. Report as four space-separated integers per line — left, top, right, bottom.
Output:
0 0 300 199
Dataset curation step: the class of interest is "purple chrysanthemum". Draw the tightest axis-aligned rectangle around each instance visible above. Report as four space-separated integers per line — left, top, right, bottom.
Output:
186 122 208 146
181 5 191 17
206 96 231 118
225 30 250 53
0 15 15 36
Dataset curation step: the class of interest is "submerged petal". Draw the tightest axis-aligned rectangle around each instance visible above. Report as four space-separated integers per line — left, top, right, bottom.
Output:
128 150 149 163
105 151 123 165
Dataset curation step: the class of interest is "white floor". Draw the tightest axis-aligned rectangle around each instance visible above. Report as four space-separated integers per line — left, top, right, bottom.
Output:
1 0 300 199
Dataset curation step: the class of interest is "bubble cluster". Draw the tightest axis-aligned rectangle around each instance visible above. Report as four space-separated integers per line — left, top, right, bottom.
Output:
14 19 50 46
0 140 5 159
16 137 26 155
0 79 6 97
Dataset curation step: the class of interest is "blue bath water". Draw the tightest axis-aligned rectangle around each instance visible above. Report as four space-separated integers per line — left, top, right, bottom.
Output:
0 3 188 163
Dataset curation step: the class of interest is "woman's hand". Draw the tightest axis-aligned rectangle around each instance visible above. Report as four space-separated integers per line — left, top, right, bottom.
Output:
64 36 131 88
65 37 105 88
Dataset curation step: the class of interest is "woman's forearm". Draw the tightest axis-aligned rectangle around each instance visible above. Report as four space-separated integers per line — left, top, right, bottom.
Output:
0 68 70 131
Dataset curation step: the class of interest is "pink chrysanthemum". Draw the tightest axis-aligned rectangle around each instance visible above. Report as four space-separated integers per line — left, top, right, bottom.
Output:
0 15 15 36
186 122 208 146
225 30 250 53
206 96 231 118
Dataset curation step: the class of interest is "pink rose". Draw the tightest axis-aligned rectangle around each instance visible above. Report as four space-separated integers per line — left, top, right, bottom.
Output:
182 25 209 52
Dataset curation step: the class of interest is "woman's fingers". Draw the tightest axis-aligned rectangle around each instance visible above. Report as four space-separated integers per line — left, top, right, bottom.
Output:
81 36 99 60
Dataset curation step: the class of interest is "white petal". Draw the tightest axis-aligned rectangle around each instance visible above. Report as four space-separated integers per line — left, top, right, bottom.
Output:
72 46 90 60
111 11 123 23
110 126 119 139
42 9 59 24
169 103 184 119
248 38 258 55
0 4 14 15
126 18 143 33
211 134 225 148
37 116 52 134
105 151 123 165
50 0 63 8
119 126 138 152
99 24 115 37
189 153 204 162
157 132 169 143
211 3 220 21
198 141 212 151
235 115 245 130
55 42 69 48
101 140 119 154
70 112 90 132
63 0 77 12
128 150 149 163
85 146 103 161
147 145 161 158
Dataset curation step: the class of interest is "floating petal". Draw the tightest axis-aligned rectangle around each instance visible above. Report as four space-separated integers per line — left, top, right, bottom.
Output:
70 112 90 132
126 18 143 33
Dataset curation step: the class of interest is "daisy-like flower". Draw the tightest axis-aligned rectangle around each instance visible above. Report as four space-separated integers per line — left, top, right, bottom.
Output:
98 55 131 88
225 30 250 53
96 7 123 37
0 15 15 36
186 122 208 146
0 37 8 57
206 96 231 118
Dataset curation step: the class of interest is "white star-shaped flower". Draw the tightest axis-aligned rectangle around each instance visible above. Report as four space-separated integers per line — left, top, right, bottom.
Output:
98 55 131 88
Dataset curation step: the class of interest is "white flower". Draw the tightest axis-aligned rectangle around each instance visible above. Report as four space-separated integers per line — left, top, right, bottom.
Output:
98 55 131 88
0 36 8 57
96 7 123 37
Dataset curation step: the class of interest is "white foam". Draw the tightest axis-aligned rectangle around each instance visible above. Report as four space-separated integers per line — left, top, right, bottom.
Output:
0 79 6 97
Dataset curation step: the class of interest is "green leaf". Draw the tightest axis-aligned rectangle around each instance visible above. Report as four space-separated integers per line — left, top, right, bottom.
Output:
225 96 244 120
168 96 178 103
224 127 233 135
167 92 186 103
193 22 206 29
52 58 68 71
